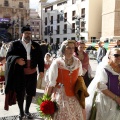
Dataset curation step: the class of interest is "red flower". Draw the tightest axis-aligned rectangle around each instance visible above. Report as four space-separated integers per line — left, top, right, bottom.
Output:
40 100 55 115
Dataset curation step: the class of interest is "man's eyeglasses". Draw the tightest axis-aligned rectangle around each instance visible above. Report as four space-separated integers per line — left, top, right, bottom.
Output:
113 54 120 58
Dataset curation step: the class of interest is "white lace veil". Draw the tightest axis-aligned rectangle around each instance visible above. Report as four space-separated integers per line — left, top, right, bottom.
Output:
57 40 75 57
85 49 110 119
85 48 120 120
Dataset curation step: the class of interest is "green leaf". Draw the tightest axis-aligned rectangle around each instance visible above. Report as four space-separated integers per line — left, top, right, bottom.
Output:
37 96 42 105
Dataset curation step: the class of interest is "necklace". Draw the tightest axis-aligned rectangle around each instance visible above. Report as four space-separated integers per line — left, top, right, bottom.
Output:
63 57 73 66
62 57 75 75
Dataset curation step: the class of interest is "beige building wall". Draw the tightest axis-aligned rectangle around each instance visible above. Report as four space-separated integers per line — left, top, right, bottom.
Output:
101 0 120 41
88 0 102 41
30 9 41 41
0 0 30 40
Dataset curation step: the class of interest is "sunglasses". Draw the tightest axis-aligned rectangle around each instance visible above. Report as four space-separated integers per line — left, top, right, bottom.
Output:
113 54 120 58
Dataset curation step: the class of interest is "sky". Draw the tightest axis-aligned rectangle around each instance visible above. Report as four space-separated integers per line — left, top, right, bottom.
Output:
30 0 55 9
30 0 39 9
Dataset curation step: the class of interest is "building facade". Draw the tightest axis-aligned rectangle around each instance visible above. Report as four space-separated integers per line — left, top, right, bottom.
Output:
0 0 30 42
30 9 41 41
39 0 102 43
101 0 120 42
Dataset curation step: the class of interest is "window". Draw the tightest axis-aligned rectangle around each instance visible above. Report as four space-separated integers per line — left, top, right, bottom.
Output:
19 2 24 8
63 24 67 34
72 11 76 20
32 22 34 25
72 23 75 33
81 8 85 18
56 25 60 34
91 37 96 42
44 27 47 35
45 17 47 25
50 38 53 43
45 39 47 42
51 16 53 24
63 38 67 41
71 37 75 40
72 0 76 4
80 37 85 40
56 38 60 43
81 21 85 32
57 15 60 23
37 22 39 25
45 8 47 12
47 26 50 34
45 6 53 13
57 1 67 6
51 26 53 33
51 6 53 11
64 13 67 22
4 0 9 6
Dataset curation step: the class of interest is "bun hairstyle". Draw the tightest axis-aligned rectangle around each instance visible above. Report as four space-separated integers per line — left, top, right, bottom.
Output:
58 39 75 57
77 40 85 45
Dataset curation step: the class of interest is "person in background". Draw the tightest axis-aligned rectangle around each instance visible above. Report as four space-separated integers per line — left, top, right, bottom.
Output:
74 40 93 87
86 48 120 120
5 25 44 120
114 39 120 48
40 40 48 58
45 40 85 120
96 41 106 63
37 52 53 89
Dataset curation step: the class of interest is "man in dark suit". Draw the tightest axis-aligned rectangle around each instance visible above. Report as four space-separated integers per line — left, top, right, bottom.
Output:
5 25 44 120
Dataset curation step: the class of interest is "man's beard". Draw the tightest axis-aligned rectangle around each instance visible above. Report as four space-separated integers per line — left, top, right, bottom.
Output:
24 36 31 42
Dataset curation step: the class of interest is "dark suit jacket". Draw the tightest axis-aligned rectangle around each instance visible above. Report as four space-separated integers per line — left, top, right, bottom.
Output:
5 40 44 93
6 40 44 73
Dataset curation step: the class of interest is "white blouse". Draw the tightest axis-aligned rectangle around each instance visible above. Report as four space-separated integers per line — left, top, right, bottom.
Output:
95 63 120 91
48 57 83 87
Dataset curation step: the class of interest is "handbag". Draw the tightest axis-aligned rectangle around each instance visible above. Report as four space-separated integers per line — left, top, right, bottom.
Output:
89 91 98 120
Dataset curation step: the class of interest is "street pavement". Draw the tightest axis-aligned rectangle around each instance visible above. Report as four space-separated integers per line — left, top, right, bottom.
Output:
0 59 98 120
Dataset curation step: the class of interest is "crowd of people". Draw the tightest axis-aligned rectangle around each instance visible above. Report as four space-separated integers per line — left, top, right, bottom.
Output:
1 25 120 120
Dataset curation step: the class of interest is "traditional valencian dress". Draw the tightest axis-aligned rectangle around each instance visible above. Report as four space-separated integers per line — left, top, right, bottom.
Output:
48 57 84 120
86 61 120 120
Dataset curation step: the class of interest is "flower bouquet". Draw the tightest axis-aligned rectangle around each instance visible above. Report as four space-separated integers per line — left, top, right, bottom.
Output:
36 94 58 120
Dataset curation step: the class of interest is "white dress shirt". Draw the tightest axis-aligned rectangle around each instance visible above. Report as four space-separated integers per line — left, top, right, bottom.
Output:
22 40 31 60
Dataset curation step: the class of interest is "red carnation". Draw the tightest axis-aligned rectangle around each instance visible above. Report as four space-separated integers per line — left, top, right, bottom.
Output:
40 100 55 115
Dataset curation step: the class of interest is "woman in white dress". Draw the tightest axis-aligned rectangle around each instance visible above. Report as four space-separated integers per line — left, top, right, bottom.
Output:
86 48 120 120
45 40 84 120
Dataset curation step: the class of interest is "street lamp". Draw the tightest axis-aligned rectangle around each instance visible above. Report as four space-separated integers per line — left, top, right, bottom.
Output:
75 16 85 41
18 13 21 39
